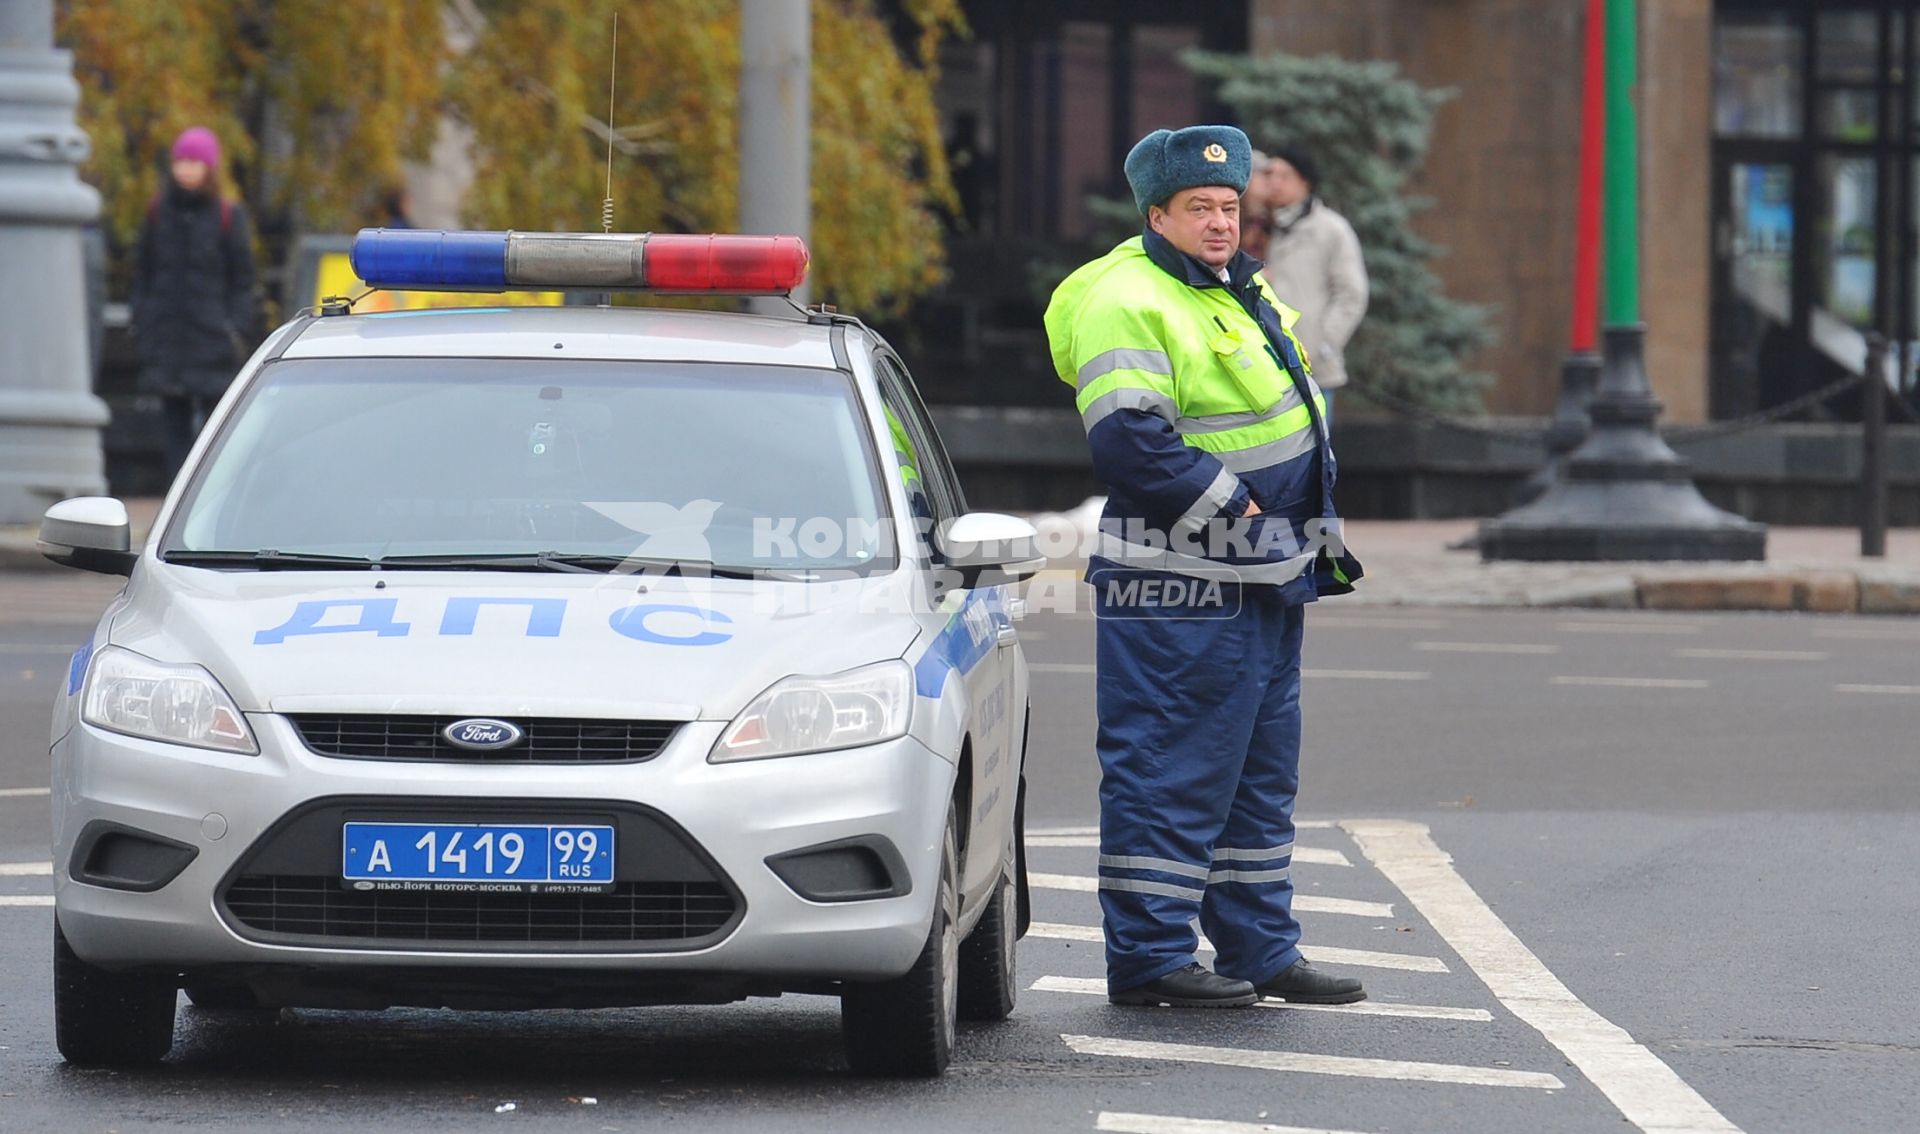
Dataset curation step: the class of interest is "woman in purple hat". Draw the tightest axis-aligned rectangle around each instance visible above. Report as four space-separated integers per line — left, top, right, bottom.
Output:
130 125 260 478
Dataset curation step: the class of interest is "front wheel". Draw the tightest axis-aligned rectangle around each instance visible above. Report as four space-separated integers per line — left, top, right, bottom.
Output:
841 807 959 1076
54 922 176 1067
957 867 1018 1021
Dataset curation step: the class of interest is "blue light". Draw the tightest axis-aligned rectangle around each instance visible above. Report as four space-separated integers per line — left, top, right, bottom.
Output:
351 229 509 289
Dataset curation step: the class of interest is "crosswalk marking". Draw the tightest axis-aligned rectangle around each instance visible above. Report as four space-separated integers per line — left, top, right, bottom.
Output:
1415 641 1560 655
1025 922 1447 973
1551 675 1710 689
1028 872 1392 917
1836 683 1920 695
1674 648 1828 662
1098 1112 1381 1134
0 786 50 798
1292 847 1351 867
0 896 53 907
1030 976 1492 1021
1062 1034 1564 1090
1303 669 1429 681
1345 819 1742 1133
0 862 52 876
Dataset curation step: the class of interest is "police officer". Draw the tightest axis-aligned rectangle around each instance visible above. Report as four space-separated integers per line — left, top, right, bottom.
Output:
1043 125 1365 1008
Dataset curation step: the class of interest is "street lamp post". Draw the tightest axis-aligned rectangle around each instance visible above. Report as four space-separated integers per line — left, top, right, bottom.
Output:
1480 0 1765 561
738 0 810 307
0 0 107 523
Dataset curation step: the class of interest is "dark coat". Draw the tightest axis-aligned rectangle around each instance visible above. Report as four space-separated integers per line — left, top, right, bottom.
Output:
130 184 259 397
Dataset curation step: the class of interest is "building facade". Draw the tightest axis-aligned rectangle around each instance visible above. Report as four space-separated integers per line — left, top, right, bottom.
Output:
906 0 1919 429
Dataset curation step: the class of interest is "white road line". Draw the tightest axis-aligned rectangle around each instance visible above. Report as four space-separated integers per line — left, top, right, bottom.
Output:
0 895 53 907
1836 683 1920 695
1556 621 1701 635
1344 819 1742 1133
1028 873 1393 917
1028 662 1097 674
0 786 51 798
1062 1034 1564 1090
1414 641 1560 655
1025 923 1447 972
1303 669 1430 681
1309 616 1451 630
1032 976 1490 1021
1030 820 1334 835
1675 648 1828 661
0 862 52 876
1292 847 1351 867
1550 675 1710 689
1099 1113 1382 1134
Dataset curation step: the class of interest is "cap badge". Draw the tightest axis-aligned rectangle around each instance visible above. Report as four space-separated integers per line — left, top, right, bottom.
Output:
1203 143 1228 163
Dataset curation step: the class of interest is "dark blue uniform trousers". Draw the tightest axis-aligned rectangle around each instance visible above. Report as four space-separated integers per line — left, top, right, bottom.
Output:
1094 577 1305 992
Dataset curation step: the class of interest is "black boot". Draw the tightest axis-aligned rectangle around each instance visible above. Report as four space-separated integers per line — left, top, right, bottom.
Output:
1109 963 1257 1008
1255 959 1365 1004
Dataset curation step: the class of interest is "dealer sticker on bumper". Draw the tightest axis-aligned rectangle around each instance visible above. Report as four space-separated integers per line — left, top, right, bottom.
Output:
342 822 615 893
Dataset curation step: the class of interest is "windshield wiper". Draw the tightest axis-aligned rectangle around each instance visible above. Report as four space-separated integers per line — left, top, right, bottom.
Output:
373 552 763 578
162 549 378 570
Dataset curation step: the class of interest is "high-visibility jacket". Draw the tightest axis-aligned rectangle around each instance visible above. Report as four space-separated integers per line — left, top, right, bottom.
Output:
1044 231 1360 600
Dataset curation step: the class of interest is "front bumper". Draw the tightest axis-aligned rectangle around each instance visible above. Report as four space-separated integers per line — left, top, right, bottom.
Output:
52 714 952 985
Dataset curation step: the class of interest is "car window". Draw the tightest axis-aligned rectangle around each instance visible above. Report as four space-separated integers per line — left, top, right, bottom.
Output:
874 353 967 530
162 358 895 573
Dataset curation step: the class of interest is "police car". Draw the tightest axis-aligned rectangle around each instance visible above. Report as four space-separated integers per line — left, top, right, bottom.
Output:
39 230 1041 1077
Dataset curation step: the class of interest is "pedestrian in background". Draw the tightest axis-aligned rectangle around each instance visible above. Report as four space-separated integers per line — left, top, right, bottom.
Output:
1261 147 1368 420
1239 149 1274 257
130 125 259 478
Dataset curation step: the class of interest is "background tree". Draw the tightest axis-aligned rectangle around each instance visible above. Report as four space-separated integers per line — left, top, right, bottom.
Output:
448 0 962 315
1186 50 1494 413
58 0 445 254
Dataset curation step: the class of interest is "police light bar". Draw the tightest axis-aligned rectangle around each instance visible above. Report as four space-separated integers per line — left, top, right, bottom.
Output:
349 229 811 294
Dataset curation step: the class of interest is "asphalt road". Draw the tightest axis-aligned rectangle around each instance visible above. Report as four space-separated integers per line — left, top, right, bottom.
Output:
3 571 1917 1133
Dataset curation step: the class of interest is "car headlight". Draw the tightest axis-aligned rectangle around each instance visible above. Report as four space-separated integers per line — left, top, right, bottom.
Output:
710 660 912 763
81 645 258 755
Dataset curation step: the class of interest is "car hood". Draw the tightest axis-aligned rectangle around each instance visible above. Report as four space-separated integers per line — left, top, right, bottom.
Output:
108 566 924 720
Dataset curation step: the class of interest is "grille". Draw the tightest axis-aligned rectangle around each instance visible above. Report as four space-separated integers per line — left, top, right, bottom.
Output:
287 715 679 764
222 874 737 945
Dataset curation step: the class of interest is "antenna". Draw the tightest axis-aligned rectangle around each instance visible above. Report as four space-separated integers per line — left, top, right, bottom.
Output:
603 10 618 234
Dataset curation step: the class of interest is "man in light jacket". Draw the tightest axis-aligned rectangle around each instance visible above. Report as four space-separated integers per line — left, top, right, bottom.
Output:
1261 147 1368 417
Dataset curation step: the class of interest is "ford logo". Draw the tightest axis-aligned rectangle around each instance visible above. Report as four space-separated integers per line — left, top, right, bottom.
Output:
442 718 525 751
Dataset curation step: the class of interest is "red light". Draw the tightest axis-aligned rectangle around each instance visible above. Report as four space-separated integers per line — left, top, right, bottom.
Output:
643 234 810 293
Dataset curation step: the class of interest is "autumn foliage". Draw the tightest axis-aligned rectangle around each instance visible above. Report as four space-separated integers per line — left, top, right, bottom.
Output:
57 0 962 314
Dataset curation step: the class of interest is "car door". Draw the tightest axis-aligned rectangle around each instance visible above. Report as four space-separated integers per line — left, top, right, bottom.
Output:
873 352 1018 905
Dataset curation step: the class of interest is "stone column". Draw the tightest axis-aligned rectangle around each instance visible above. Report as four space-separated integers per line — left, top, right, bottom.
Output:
0 0 107 522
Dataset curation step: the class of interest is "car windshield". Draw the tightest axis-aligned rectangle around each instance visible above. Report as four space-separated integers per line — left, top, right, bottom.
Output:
161 357 894 573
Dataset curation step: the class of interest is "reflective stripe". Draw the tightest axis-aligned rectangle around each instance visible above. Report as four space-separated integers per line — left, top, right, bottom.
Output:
1208 426 1321 474
1172 467 1240 534
1076 347 1174 390
1098 854 1210 881
1094 532 1317 586
1175 388 1306 435
1213 842 1294 863
1207 867 1292 885
1080 387 1178 432
1099 876 1205 902
1075 369 1178 414
1182 399 1319 457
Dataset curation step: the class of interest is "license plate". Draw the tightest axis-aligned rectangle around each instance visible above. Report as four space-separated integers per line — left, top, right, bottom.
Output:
341 822 616 894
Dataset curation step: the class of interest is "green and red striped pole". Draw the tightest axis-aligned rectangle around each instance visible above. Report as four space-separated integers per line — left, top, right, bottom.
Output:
1570 0 1606 353
1602 0 1639 329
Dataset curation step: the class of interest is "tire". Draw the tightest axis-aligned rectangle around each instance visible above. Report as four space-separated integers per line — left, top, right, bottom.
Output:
54 922 176 1068
956 866 1018 1022
841 807 959 1077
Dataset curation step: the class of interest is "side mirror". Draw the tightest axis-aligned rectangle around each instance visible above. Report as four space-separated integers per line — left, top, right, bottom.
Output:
39 497 137 576
936 512 1046 587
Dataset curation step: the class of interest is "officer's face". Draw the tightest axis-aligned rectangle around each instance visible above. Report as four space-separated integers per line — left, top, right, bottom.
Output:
1149 187 1241 269
171 159 209 192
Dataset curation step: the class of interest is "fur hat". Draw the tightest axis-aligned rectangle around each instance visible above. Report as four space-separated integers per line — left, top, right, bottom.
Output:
1124 125 1252 215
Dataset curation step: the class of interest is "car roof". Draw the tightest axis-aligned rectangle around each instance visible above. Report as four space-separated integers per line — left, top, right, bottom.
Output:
279 304 844 368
